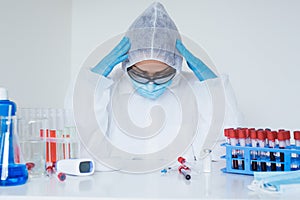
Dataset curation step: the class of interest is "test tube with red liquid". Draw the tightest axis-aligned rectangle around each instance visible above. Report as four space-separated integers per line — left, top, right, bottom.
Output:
237 129 246 170
257 129 267 171
293 131 300 170
228 129 239 169
277 131 286 171
250 129 258 171
267 131 277 171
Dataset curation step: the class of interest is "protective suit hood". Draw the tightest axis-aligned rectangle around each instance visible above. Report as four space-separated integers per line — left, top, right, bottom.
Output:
122 2 183 71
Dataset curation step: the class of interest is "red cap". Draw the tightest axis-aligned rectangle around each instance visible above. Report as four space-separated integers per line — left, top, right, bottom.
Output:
285 130 291 140
26 162 35 171
265 128 271 131
228 129 237 139
57 172 66 182
248 128 256 132
294 131 300 140
250 129 257 139
224 128 233 137
242 128 250 138
257 130 266 140
267 131 277 141
178 157 186 164
237 129 246 139
277 131 285 141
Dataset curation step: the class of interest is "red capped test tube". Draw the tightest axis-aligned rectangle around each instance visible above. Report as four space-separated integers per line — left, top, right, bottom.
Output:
285 130 291 147
228 129 239 169
265 128 272 146
224 128 233 144
247 128 255 146
292 131 300 170
257 129 267 171
277 131 286 171
238 129 246 170
250 129 258 171
178 165 191 180
294 131 300 147
267 131 277 171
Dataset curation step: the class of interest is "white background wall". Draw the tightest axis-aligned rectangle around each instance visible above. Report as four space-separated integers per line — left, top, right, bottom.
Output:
0 0 71 108
1 0 300 131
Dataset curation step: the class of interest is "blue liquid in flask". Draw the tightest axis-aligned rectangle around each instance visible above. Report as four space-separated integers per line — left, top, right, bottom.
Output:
0 88 28 186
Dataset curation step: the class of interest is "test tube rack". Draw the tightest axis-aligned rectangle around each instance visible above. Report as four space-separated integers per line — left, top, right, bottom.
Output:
221 143 300 175
221 128 300 175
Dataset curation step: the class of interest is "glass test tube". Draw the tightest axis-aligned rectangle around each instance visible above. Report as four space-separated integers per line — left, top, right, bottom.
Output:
250 129 258 171
293 131 300 170
257 130 267 171
285 130 291 147
224 128 232 145
247 128 255 146
237 129 246 170
267 131 277 171
228 129 239 169
277 131 286 171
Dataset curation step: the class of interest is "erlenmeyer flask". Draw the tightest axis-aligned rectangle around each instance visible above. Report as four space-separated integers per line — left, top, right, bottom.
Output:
0 87 28 186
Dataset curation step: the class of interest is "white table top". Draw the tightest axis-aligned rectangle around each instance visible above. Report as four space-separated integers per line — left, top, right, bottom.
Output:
0 160 267 199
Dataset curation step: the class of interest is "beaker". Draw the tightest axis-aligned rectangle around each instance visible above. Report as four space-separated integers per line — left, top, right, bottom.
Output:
17 108 47 178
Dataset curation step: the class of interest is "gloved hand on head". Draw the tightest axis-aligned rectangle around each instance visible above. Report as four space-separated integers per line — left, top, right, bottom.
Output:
91 37 131 77
176 40 217 81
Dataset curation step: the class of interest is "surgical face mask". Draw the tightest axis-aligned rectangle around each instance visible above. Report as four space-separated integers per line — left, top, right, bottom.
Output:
127 65 176 85
248 171 300 195
130 79 172 100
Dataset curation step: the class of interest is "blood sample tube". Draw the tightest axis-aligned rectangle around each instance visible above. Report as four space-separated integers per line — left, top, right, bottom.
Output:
228 129 239 169
265 128 272 146
224 128 233 144
238 129 246 170
294 131 300 147
178 165 191 180
247 128 255 146
250 129 258 171
285 130 291 147
291 131 300 170
257 129 267 171
267 131 277 171
277 131 286 171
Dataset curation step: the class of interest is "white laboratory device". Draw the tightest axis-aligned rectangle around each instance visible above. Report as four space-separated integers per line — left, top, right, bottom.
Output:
56 159 95 176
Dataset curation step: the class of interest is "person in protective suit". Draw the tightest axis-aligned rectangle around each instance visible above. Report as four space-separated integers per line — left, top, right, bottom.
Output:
72 2 243 171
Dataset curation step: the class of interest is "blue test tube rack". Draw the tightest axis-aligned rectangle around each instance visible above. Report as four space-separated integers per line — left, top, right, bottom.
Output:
221 143 300 175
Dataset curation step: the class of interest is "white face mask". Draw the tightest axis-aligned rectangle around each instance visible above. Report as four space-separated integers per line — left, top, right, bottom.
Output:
248 171 300 195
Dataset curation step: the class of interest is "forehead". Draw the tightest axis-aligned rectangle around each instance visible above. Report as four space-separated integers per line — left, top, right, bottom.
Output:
134 60 170 72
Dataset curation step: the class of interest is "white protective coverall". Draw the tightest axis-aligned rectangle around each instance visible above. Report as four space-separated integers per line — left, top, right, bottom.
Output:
67 2 244 172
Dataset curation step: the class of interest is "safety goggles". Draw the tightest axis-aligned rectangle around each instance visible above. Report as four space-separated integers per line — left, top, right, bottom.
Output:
127 65 176 85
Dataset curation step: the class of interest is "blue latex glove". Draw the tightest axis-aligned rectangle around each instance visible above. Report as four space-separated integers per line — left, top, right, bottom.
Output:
91 37 131 77
176 40 217 81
